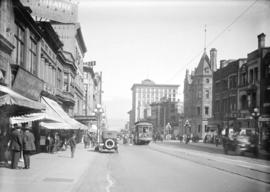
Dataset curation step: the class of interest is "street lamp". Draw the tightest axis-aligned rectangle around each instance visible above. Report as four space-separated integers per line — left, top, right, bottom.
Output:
251 107 260 145
184 120 191 135
94 104 103 145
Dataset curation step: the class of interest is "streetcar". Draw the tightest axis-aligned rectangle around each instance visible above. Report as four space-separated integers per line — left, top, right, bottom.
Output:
133 121 153 145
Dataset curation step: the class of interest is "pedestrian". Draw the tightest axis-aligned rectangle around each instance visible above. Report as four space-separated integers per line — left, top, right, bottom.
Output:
83 133 90 148
53 132 60 153
22 125 36 169
9 125 23 169
45 134 53 153
67 133 76 158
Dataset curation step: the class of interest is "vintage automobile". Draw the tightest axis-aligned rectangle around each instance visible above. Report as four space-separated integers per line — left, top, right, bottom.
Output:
222 128 258 156
97 130 119 153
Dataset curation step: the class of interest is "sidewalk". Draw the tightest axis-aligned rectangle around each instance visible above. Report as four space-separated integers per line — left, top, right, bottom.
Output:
0 143 96 192
158 139 270 159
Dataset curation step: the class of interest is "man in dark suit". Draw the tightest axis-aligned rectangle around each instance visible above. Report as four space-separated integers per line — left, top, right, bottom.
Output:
9 126 23 169
22 125 36 169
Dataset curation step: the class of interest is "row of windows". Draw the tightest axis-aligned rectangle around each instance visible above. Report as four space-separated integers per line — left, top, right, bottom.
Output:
137 92 176 98
214 96 237 113
196 106 210 116
215 75 237 92
136 88 177 94
137 98 177 106
196 124 209 133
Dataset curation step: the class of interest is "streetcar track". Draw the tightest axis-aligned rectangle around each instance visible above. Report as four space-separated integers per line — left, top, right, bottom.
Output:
149 146 270 185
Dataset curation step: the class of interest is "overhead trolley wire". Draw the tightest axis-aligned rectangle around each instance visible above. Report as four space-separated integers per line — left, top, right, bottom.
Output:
166 0 258 83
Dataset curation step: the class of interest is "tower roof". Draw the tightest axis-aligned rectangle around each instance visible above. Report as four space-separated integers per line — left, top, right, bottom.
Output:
195 51 211 75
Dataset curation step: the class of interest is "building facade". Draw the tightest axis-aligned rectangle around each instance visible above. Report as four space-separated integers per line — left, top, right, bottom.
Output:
130 79 179 131
211 58 246 134
237 33 270 148
183 48 217 139
150 99 179 136
51 22 87 118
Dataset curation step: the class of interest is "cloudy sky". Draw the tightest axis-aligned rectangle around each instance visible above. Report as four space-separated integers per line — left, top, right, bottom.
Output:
78 0 270 130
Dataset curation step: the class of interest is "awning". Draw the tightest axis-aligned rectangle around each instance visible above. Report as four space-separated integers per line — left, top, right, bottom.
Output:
0 85 45 110
9 113 45 125
42 96 87 130
39 122 72 130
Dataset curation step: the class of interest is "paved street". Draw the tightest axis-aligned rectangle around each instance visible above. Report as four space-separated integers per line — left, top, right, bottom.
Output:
74 143 270 192
1 142 269 192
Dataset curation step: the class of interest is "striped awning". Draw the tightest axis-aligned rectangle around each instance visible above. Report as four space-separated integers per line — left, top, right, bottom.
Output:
41 96 87 130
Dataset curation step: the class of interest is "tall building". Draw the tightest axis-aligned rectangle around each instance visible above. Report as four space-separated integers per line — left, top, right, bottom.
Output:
130 79 179 131
183 48 217 138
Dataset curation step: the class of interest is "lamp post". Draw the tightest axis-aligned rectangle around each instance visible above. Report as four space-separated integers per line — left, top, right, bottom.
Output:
184 120 190 135
94 104 103 145
251 107 260 145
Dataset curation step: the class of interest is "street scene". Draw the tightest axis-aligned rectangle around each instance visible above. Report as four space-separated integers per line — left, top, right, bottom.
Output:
1 0 270 192
0 142 269 192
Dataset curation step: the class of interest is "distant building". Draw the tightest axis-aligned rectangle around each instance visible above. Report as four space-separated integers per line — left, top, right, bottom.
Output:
150 99 179 136
183 48 217 138
129 79 179 131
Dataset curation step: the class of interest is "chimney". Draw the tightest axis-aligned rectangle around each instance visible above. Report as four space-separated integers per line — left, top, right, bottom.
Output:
220 60 226 69
258 33 265 49
210 48 217 71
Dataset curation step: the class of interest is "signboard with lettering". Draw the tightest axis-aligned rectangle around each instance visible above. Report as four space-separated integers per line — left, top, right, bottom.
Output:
12 68 44 101
21 0 78 23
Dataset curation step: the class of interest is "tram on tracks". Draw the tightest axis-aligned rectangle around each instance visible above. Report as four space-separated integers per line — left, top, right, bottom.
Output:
133 121 153 145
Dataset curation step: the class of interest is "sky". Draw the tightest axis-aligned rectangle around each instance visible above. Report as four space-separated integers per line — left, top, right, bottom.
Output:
78 0 270 130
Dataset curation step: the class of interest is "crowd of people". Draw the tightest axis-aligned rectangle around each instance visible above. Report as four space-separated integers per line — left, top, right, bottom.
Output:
0 125 92 169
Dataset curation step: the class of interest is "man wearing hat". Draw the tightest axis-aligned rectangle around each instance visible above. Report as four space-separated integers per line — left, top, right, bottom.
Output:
9 125 23 169
22 124 36 169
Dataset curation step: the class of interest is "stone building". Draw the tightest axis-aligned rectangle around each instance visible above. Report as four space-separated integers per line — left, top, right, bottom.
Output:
183 48 217 139
150 99 179 136
130 79 179 131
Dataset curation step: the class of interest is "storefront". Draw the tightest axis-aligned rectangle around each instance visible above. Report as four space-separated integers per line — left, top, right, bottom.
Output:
259 115 270 151
0 84 45 132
